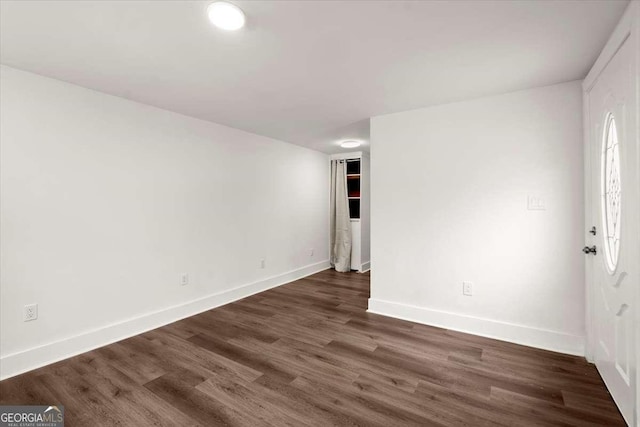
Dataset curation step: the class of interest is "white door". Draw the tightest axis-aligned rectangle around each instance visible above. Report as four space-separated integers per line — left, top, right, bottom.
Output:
586 32 638 426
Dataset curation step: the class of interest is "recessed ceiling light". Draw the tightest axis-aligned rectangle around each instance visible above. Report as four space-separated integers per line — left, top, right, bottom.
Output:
340 140 361 149
207 2 245 31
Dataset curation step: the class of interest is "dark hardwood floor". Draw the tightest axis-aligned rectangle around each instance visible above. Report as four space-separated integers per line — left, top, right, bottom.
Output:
0 270 625 426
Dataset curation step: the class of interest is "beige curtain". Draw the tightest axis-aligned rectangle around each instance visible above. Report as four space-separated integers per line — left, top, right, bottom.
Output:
330 160 352 272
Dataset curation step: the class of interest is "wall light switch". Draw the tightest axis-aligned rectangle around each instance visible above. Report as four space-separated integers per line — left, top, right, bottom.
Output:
180 274 189 286
527 195 546 211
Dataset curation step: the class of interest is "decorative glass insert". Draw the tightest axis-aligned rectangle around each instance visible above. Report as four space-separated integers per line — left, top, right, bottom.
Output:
601 113 621 273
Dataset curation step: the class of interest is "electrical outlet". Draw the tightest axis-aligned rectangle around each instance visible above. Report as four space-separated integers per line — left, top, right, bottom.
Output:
180 274 189 286
260 259 265 269
527 195 546 211
309 248 314 257
463 282 473 296
24 304 38 322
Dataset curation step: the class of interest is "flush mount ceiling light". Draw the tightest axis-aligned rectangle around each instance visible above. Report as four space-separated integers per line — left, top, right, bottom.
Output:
207 2 245 31
340 140 361 149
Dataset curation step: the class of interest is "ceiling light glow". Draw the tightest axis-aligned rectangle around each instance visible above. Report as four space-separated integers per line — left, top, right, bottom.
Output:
340 140 361 149
207 2 245 31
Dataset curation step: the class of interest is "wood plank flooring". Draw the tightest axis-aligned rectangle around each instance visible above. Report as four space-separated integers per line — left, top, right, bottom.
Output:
0 270 625 426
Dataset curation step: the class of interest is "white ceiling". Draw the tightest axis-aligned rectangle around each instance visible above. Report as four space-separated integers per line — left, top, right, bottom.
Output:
0 0 628 153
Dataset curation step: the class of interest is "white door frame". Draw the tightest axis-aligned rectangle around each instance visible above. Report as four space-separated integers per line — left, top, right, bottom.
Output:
583 1 640 425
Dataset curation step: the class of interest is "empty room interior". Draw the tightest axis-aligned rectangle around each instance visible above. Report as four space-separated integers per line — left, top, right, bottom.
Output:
1 0 639 426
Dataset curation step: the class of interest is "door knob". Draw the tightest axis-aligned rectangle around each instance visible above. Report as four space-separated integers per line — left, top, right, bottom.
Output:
582 245 597 255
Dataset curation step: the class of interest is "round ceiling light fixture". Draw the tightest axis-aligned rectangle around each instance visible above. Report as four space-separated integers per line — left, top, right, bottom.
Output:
207 2 245 31
340 140 361 149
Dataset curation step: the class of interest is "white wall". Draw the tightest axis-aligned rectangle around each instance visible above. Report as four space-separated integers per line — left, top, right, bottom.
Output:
369 81 585 355
0 65 329 378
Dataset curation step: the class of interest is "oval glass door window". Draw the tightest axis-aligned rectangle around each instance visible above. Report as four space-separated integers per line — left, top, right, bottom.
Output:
601 113 621 273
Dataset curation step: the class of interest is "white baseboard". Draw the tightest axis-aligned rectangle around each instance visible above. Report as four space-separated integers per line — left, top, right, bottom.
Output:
0 261 330 380
367 298 585 356
360 261 371 273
